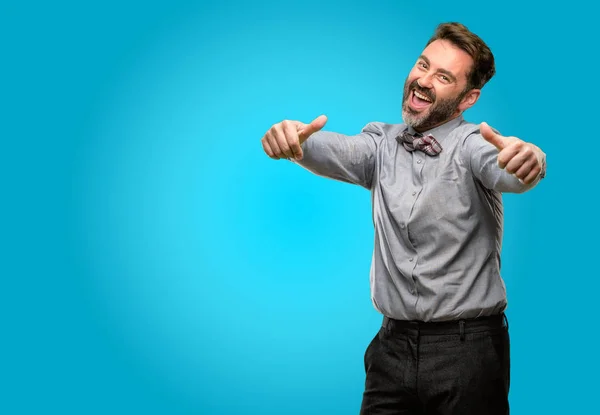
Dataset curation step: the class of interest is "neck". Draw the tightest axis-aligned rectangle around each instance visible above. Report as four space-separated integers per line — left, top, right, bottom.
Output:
413 112 463 134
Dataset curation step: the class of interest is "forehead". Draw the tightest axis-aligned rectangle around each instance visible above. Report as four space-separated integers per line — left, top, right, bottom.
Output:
420 39 473 81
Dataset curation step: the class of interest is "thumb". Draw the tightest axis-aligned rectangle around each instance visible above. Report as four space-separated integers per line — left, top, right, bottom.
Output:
480 122 506 151
299 115 328 141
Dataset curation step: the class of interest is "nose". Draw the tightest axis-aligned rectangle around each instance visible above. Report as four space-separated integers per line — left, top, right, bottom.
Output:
417 73 434 89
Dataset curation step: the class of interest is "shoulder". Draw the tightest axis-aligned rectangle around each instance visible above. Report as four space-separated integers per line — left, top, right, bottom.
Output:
457 121 501 154
454 120 483 142
360 121 406 142
448 120 489 166
455 120 498 153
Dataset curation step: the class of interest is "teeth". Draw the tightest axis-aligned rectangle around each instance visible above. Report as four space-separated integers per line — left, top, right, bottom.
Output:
414 90 432 102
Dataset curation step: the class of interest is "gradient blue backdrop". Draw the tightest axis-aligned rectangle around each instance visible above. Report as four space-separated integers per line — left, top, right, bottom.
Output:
3 0 598 414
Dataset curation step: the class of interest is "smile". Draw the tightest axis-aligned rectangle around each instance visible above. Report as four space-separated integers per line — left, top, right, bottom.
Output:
410 89 433 110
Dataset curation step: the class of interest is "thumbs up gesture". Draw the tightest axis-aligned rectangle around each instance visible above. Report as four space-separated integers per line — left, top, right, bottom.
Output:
480 122 545 185
261 115 328 161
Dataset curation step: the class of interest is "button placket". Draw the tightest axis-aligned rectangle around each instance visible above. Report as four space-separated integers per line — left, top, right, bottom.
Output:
412 155 424 199
415 155 425 173
407 153 422 292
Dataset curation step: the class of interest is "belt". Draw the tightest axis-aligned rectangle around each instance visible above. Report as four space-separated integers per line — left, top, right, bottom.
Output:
382 313 508 338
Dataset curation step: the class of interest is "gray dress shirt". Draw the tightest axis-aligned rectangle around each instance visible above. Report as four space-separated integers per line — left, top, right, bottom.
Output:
293 115 544 322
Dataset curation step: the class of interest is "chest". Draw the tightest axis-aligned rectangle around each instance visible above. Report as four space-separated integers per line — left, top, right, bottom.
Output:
374 139 476 221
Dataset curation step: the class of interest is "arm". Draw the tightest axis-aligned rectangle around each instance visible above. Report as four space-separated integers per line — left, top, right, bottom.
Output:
291 123 380 189
261 115 381 189
462 123 547 193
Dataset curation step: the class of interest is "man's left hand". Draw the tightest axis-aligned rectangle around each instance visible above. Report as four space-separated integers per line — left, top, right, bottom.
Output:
480 122 546 185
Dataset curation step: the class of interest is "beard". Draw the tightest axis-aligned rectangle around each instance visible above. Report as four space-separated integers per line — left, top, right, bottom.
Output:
401 78 467 131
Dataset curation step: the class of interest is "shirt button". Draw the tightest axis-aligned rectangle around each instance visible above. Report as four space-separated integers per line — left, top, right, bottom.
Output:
400 223 405 229
409 257 414 262
412 191 417 196
417 160 422 164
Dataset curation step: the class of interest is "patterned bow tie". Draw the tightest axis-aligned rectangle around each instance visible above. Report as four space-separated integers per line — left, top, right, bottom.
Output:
397 131 443 156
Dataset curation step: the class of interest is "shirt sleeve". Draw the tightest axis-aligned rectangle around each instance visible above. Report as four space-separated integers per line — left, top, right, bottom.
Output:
461 130 547 194
290 122 383 190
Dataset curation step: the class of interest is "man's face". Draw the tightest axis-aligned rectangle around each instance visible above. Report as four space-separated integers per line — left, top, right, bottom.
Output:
402 39 476 131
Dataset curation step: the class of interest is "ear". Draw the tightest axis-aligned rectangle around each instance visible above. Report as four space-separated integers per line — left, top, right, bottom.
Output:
458 89 481 112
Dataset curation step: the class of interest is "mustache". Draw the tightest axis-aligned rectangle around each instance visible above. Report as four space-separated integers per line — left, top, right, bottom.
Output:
408 79 435 102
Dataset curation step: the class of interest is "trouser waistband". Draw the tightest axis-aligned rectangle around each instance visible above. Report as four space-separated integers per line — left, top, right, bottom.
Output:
382 313 508 337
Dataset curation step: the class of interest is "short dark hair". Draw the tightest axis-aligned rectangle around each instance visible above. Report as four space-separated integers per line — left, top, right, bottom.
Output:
426 22 496 90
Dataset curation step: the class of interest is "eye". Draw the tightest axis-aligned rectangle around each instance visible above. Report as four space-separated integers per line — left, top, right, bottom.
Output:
418 61 428 69
438 74 451 83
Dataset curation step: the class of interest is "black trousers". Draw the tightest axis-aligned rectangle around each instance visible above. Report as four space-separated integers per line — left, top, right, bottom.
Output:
360 314 510 415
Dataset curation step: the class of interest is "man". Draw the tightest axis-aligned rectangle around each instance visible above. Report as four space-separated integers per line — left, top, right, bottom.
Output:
260 22 546 415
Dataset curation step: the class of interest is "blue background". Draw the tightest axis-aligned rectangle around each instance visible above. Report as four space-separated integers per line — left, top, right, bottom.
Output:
2 0 598 413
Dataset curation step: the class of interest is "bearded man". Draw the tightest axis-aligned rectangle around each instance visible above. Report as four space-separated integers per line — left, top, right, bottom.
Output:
260 22 546 415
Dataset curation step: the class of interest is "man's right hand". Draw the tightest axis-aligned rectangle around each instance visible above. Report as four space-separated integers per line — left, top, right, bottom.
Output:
261 115 328 160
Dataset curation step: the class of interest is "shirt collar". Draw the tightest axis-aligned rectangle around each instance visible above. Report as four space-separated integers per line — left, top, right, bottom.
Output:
403 115 465 143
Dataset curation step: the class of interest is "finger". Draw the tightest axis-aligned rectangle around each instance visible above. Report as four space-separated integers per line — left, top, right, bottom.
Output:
497 142 522 169
480 122 506 151
273 124 294 159
266 130 284 159
262 137 279 159
282 120 303 160
504 144 533 174
299 114 328 141
514 158 535 180
523 166 542 185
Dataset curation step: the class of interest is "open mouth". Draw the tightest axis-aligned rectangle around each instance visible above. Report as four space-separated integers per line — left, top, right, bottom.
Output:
410 89 433 110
